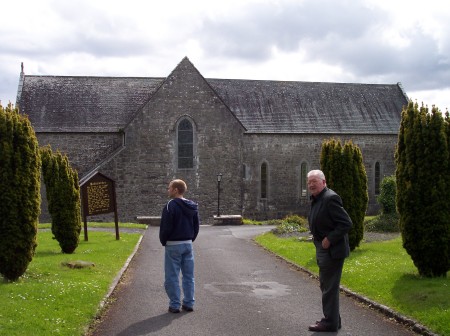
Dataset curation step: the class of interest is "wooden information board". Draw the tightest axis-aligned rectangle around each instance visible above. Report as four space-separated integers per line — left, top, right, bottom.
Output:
80 172 119 241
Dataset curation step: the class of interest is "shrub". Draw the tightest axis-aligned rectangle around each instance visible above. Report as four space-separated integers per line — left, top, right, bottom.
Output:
377 175 397 214
395 102 450 277
321 139 368 250
272 215 308 235
283 214 308 227
243 218 263 225
0 103 41 281
265 219 284 226
40 146 81 254
364 213 400 232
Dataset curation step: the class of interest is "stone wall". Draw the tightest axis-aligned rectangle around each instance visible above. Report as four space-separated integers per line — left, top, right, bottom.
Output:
97 59 245 224
37 132 124 175
36 132 124 222
241 133 398 219
34 62 399 224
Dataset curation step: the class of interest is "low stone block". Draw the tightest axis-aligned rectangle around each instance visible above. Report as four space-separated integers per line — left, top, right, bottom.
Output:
136 216 161 226
213 215 243 226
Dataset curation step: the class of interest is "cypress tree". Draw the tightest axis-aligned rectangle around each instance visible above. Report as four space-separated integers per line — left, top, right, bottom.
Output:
349 142 368 249
40 146 81 254
395 102 414 226
396 102 449 277
446 110 450 274
320 138 334 186
0 103 41 281
320 139 367 250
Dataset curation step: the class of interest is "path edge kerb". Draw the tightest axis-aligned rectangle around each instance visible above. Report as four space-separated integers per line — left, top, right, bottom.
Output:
253 240 439 336
98 232 145 310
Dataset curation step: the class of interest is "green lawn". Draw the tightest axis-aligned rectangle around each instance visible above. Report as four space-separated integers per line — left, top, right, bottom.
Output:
0 230 142 336
255 233 450 336
37 222 147 230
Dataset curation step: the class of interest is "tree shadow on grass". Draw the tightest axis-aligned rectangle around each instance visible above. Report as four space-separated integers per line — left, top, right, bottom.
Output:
391 273 450 335
391 272 449 309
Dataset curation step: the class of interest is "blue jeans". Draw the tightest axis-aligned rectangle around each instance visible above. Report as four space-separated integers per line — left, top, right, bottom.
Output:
164 243 195 309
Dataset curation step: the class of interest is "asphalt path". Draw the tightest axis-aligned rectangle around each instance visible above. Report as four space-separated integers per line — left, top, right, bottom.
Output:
89 225 417 336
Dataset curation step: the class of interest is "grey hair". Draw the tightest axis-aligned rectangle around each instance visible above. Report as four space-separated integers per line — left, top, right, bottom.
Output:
307 169 326 181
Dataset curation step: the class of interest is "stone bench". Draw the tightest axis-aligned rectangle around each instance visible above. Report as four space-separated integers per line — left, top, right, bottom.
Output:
212 215 243 226
135 216 161 226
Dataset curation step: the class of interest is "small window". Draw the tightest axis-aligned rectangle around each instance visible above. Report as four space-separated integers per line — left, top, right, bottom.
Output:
374 162 381 195
300 162 308 197
178 119 193 169
261 162 268 199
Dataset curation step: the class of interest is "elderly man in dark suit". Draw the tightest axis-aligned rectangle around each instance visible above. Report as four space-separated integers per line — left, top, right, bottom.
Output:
307 169 353 332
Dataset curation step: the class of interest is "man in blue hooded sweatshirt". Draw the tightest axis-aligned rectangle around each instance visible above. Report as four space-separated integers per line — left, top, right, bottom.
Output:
160 179 200 313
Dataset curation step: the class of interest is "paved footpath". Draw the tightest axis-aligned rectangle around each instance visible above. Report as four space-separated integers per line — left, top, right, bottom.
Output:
89 225 418 336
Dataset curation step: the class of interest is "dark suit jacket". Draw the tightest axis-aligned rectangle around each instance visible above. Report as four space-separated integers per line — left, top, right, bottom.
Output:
308 187 353 259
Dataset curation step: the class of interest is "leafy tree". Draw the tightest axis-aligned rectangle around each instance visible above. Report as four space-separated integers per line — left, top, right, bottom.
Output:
321 139 368 250
377 175 397 214
0 103 41 281
41 146 81 253
395 102 449 277
365 175 399 233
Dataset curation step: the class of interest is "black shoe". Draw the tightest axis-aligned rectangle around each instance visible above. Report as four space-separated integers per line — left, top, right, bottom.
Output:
168 307 181 313
182 304 194 312
308 323 337 332
315 318 341 329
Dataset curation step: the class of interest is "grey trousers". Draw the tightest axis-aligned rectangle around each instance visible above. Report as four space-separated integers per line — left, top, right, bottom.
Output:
314 240 345 330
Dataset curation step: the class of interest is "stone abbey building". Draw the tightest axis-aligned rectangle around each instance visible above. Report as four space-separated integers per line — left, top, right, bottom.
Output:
17 57 408 224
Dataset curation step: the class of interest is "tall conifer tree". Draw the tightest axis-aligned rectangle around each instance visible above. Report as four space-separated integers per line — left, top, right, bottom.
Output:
349 142 368 248
41 146 81 254
0 104 41 281
396 102 449 277
320 139 368 250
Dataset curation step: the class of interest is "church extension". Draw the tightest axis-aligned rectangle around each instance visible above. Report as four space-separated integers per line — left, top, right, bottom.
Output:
16 57 408 224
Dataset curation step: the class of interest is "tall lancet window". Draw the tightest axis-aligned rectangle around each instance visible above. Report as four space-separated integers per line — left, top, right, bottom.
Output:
261 162 268 199
178 119 194 169
300 162 308 197
374 161 381 195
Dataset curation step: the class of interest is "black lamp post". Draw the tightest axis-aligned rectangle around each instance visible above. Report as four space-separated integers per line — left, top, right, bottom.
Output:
217 173 222 217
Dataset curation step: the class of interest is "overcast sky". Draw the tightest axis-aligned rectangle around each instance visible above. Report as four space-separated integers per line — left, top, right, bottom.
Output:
1 0 449 111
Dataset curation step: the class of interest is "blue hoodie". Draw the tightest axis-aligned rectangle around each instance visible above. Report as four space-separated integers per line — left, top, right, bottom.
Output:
159 198 200 246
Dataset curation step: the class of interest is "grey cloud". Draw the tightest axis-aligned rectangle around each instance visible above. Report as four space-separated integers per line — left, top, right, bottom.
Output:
40 1 156 58
195 0 382 60
196 0 449 93
1 0 449 107
312 25 450 90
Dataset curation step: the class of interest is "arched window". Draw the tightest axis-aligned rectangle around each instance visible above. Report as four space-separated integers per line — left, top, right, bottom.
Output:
300 162 308 197
261 162 268 199
374 161 381 195
177 119 193 169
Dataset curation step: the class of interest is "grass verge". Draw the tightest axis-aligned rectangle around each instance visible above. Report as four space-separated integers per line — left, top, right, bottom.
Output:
0 230 142 336
255 233 449 336
38 222 147 230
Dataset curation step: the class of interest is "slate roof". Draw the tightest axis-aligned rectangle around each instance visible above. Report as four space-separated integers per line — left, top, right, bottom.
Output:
208 79 407 134
19 76 164 132
18 72 408 134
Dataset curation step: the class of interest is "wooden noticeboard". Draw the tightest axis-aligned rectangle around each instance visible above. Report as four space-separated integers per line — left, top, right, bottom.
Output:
80 172 119 241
